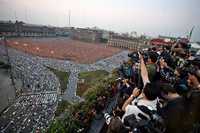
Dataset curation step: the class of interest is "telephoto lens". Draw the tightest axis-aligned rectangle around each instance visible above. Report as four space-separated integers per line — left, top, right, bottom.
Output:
104 113 112 125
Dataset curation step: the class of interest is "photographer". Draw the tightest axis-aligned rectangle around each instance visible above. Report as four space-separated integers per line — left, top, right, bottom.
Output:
104 107 129 133
160 46 174 68
187 71 200 90
171 41 191 68
118 61 133 79
156 58 179 100
118 79 134 97
121 52 160 122
159 58 176 84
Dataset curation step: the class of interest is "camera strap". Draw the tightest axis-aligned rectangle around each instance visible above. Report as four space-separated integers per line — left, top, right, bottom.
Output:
133 96 158 120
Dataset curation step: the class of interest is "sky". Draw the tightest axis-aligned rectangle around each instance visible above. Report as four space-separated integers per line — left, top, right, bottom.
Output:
0 0 200 41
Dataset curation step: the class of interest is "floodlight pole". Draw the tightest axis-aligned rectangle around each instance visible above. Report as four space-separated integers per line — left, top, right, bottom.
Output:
68 10 71 27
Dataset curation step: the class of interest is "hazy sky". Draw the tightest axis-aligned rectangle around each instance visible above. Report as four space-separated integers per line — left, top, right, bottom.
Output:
0 0 200 41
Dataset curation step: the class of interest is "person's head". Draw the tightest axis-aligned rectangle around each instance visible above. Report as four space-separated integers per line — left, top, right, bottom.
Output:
147 52 158 64
148 48 152 52
122 60 126 64
177 43 182 48
187 72 200 88
174 68 182 77
196 69 200 80
107 117 128 133
113 106 123 118
143 83 160 100
152 47 157 52
165 46 171 51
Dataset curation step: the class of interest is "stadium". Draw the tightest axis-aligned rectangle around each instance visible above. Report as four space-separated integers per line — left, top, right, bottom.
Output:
0 0 200 132
0 35 131 133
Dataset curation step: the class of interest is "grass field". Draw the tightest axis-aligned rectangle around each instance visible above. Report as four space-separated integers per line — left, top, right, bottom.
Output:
47 67 69 94
77 70 109 97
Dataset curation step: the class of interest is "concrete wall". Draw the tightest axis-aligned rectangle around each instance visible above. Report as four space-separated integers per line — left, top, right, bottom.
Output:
0 69 15 112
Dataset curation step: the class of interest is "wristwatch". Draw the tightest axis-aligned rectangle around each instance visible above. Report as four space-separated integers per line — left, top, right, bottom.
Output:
130 94 135 99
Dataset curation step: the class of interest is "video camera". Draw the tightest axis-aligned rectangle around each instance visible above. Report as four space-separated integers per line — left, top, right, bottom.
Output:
124 105 166 133
128 51 149 63
178 39 191 50
188 57 200 67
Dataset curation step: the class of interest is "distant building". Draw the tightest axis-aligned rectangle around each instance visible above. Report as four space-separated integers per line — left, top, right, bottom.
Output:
150 38 174 46
70 28 103 43
0 20 113 43
150 36 189 46
0 21 16 36
107 34 148 50
55 27 70 37
0 20 57 37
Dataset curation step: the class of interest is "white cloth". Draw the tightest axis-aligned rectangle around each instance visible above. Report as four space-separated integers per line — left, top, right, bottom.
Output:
122 94 157 122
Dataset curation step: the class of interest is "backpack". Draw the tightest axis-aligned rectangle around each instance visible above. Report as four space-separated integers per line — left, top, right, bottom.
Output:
124 105 166 133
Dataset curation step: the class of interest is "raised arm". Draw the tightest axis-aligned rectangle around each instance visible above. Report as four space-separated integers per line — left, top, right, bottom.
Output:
122 88 140 111
139 52 150 86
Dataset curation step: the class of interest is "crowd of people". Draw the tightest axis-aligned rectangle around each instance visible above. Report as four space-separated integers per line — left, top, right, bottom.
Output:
104 40 200 133
0 93 57 133
9 49 60 94
0 41 59 132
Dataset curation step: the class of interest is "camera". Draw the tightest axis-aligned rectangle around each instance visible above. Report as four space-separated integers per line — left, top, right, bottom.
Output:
128 52 140 63
128 51 149 63
104 113 112 125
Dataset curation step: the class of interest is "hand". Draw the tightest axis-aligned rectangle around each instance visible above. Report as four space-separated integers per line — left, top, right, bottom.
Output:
132 88 140 97
138 52 143 60
122 79 128 83
160 59 167 68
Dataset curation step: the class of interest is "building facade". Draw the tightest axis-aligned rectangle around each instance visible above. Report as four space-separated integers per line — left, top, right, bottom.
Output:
107 35 148 50
0 21 57 37
0 20 111 43
70 28 103 43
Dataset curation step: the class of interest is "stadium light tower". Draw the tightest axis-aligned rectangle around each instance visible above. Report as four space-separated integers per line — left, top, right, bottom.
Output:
24 8 28 22
14 11 17 21
68 10 71 27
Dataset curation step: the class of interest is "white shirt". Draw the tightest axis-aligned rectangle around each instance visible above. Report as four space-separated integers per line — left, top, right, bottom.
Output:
122 94 157 122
